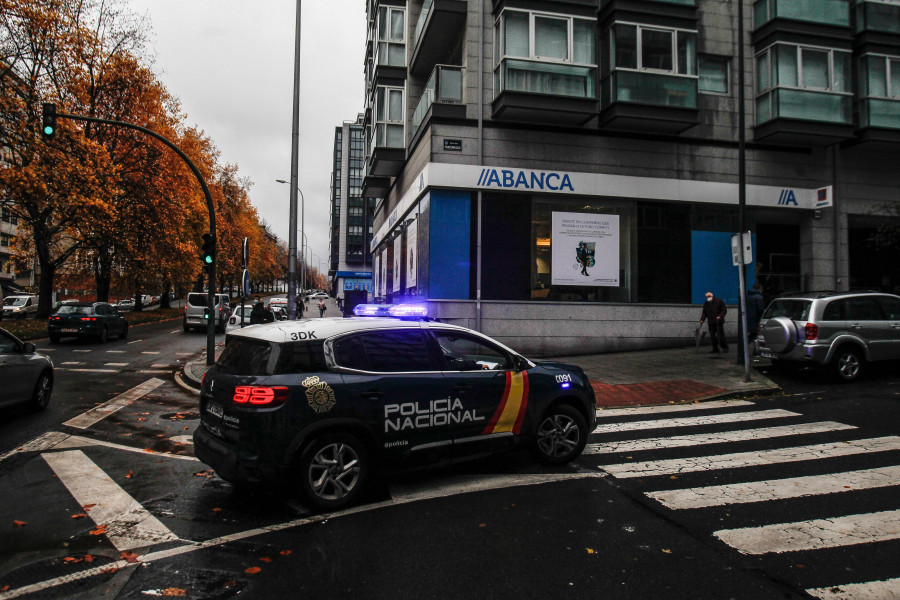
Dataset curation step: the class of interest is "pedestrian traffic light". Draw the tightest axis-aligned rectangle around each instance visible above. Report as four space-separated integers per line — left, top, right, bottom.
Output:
42 103 56 139
200 233 215 275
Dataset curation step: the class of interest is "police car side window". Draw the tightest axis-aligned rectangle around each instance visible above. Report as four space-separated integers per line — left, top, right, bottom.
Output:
434 331 509 371
274 340 328 374
334 330 434 372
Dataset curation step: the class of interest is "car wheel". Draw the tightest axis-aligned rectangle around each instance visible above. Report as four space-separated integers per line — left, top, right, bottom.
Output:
532 404 588 465
49 333 60 344
120 323 128 339
295 433 369 511
832 345 863 382
29 370 53 412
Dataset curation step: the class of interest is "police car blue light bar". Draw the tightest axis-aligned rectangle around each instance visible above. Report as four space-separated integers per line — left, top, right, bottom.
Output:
353 303 429 318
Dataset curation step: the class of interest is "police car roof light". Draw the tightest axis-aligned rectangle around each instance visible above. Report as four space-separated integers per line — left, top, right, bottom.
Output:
352 303 429 319
387 304 428 318
353 304 389 317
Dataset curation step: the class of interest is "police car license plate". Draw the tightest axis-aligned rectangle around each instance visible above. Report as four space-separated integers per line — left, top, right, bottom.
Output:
207 402 224 419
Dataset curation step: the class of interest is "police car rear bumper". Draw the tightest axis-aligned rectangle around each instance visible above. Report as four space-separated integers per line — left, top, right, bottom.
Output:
193 425 287 486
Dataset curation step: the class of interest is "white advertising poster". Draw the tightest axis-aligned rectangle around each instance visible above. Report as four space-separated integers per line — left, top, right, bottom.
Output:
380 250 388 297
551 212 620 287
406 219 418 288
392 236 402 292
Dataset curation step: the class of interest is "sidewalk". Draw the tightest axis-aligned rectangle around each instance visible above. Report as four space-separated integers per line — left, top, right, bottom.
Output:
179 343 779 408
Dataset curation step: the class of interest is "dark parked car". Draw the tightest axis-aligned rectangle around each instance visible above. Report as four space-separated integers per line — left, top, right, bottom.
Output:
194 304 597 511
48 302 128 343
0 327 53 411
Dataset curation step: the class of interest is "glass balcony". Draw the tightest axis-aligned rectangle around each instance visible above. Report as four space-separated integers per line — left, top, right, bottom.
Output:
855 1 900 34
602 70 698 108
754 0 850 28
414 0 433 46
494 58 597 100
859 98 900 129
411 65 464 137
755 88 852 124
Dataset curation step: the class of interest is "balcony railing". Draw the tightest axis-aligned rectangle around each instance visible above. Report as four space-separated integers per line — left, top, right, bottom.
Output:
411 65 464 137
494 58 597 100
756 88 852 124
414 0 433 46
855 1 900 34
602 70 698 108
754 0 850 28
859 98 900 129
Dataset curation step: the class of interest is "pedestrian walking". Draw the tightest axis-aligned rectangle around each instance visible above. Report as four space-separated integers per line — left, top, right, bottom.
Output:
317 299 326 317
249 298 266 325
699 291 729 354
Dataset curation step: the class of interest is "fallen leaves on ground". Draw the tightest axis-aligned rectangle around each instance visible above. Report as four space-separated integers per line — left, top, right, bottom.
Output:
70 513 87 519
125 470 134 479
279 550 292 556
12 520 26 527
244 567 261 575
193 470 214 478
259 557 272 563
120 551 140 563
90 524 108 536
586 548 595 554
82 503 96 512
162 589 187 596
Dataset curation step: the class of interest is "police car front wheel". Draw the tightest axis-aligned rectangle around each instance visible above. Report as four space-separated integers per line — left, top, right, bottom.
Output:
295 433 370 511
532 405 588 465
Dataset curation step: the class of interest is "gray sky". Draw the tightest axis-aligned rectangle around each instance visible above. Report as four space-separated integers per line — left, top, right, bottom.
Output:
127 0 366 274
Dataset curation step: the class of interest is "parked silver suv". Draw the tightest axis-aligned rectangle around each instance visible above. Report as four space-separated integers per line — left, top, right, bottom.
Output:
757 291 900 382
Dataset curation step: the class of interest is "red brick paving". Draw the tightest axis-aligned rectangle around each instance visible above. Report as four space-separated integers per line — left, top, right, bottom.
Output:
591 380 728 408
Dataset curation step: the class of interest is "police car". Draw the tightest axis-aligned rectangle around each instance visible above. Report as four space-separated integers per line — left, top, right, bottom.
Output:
193 304 597 510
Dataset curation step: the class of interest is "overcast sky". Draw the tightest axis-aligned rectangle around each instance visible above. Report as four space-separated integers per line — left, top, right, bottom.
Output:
127 0 367 274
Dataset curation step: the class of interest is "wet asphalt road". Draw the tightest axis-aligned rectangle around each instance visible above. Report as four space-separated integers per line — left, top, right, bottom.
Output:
0 319 898 599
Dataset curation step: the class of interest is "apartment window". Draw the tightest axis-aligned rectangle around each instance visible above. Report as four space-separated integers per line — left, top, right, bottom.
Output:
699 56 729 94
755 43 852 124
610 23 696 75
857 54 900 128
377 5 406 67
0 233 9 248
373 86 405 149
754 0 849 28
494 9 596 99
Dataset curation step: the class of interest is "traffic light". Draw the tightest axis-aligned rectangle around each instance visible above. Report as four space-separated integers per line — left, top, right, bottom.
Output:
42 103 56 139
200 233 215 275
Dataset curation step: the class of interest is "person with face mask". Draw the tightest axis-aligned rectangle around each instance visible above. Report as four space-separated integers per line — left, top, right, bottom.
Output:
699 291 728 354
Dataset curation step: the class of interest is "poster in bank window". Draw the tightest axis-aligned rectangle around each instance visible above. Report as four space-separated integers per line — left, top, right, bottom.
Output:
392 236 402 292
551 212 620 286
406 218 417 288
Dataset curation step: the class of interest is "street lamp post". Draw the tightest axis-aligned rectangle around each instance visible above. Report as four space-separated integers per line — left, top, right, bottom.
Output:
277 179 304 317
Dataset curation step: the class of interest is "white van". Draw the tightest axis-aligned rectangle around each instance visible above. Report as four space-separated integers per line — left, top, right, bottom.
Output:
183 293 231 333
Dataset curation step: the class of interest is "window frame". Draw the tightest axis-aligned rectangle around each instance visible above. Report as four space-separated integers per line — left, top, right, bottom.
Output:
494 8 597 68
698 55 730 95
608 21 698 78
756 42 852 94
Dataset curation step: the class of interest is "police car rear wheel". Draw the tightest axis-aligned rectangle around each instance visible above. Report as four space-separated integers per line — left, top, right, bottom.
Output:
533 405 588 465
296 433 369 511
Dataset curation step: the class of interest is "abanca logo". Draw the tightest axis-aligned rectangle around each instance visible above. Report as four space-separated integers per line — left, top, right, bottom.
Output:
477 168 575 192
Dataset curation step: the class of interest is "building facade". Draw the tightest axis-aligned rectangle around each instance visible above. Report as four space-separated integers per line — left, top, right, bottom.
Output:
329 114 377 302
362 0 900 357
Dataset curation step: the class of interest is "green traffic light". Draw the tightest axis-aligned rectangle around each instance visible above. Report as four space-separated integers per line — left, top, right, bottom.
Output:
204 255 213 264
44 125 54 135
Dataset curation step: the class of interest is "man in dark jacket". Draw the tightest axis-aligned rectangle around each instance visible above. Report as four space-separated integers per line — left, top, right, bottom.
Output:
700 291 729 353
745 282 765 349
249 299 266 325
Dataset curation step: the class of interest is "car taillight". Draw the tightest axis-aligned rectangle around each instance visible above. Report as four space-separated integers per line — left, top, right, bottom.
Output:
805 323 818 340
50 316 60 320
80 317 97 321
232 386 289 407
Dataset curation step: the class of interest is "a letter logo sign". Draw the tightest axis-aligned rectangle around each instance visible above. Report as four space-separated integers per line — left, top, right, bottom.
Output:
476 168 575 192
777 189 798 206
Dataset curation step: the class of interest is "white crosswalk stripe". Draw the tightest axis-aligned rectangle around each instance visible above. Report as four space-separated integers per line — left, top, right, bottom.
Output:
588 401 900 598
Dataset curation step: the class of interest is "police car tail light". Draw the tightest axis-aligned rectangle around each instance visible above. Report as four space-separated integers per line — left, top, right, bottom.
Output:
805 322 819 340
232 386 289 407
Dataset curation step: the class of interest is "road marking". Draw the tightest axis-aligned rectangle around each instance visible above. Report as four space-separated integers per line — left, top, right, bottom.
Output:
73 349 92 353
61 361 83 365
0 431 70 463
54 435 199 461
0 472 606 599
105 350 125 354
138 369 170 374
583 421 855 454
42 450 179 551
150 363 169 368
599 436 900 478
595 400 755 418
141 351 160 355
104 362 129 367
650 465 900 509
127 339 142 344
63 378 164 429
807 577 900 599
714 509 900 555
170 329 181 334
55 368 118 373
592 409 799 434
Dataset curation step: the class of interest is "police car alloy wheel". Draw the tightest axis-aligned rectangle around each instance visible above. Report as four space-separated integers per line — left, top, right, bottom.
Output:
295 433 370 511
533 405 588 465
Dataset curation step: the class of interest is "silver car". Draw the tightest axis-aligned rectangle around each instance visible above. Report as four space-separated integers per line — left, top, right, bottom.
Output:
757 291 900 382
2 295 38 320
0 327 53 411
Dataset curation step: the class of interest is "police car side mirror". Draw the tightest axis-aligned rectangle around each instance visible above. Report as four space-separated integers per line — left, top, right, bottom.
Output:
513 356 529 372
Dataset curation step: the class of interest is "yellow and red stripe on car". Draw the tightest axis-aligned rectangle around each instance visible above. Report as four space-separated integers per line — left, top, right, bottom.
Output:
483 371 529 435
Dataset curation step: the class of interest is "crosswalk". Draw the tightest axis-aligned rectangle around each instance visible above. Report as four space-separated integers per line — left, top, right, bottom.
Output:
589 400 900 599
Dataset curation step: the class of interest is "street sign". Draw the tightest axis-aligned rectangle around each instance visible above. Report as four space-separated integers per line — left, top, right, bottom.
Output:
242 269 250 299
731 232 752 266
242 237 249 269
